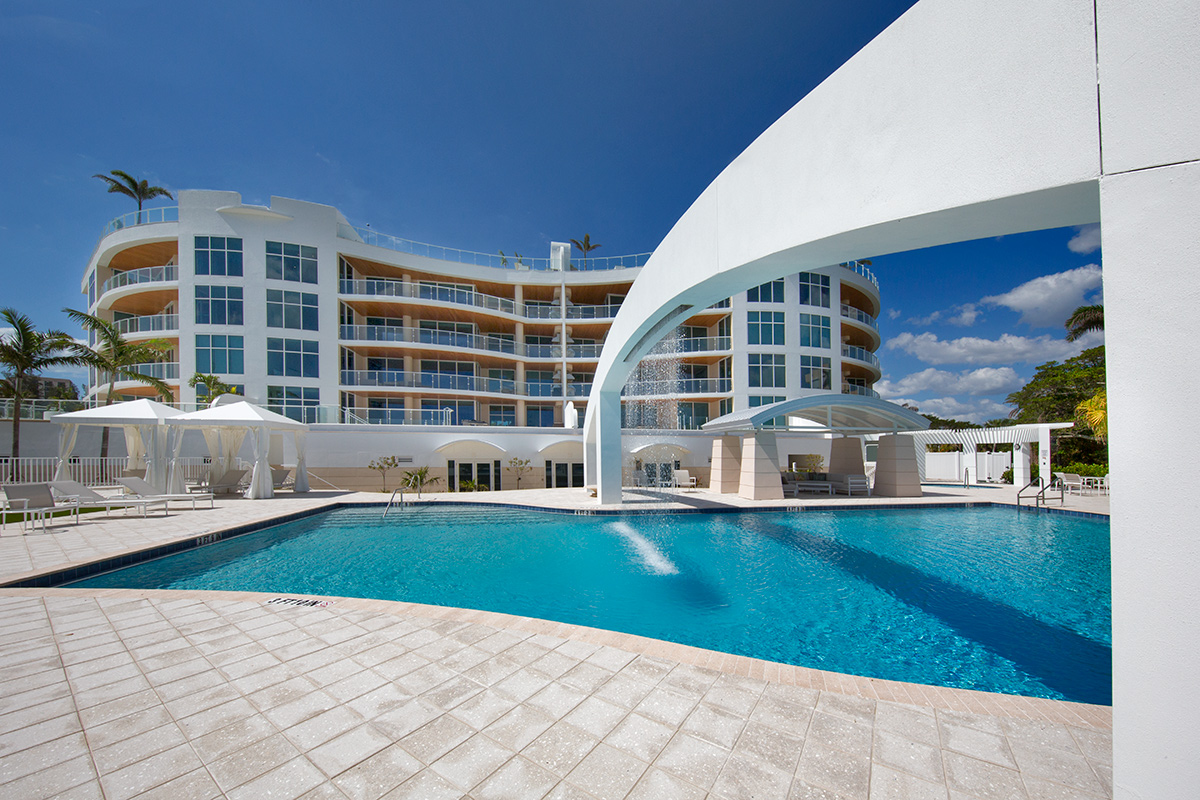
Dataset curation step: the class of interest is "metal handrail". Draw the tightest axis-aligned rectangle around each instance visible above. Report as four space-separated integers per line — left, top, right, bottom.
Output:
838 260 879 288
382 487 405 519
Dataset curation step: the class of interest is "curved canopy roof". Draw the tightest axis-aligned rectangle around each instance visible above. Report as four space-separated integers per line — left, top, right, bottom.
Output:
701 393 929 434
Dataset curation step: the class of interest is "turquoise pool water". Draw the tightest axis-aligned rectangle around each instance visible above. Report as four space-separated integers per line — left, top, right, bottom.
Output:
70 505 1112 704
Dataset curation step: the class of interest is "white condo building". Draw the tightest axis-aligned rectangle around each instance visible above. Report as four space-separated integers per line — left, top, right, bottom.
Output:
81 190 882 489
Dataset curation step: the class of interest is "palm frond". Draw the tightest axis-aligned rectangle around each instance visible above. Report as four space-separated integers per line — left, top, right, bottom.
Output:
1065 304 1104 342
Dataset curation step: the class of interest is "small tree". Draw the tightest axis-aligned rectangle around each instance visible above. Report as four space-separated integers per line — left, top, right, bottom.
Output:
403 465 441 498
505 456 533 489
368 456 401 491
188 373 241 402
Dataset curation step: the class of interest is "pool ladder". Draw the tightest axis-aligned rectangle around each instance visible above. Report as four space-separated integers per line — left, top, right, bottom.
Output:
382 488 405 519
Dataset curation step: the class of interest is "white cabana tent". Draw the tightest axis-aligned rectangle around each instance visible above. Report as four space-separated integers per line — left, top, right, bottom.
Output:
50 399 183 491
165 401 310 499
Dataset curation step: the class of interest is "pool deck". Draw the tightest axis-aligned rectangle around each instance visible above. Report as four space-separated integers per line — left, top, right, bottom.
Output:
0 486 1112 799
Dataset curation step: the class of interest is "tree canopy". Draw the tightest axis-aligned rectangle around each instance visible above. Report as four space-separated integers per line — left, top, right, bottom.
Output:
1006 345 1107 464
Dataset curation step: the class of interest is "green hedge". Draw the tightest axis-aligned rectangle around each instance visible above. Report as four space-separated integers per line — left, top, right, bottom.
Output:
1056 462 1108 478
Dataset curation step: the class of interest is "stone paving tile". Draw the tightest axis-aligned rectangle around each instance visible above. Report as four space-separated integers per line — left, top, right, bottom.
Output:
0 496 1112 800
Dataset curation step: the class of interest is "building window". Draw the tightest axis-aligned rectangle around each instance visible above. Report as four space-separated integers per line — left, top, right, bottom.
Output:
798 313 831 348
798 272 831 308
800 355 832 390
422 398 474 424
749 353 786 388
267 386 320 422
195 285 244 325
747 279 784 303
196 382 244 399
266 289 318 331
266 241 318 284
747 311 785 345
718 398 733 417
526 404 555 426
88 272 96 307
749 395 788 428
678 402 710 429
195 334 244 374
490 405 516 426
195 236 243 276
267 338 319 378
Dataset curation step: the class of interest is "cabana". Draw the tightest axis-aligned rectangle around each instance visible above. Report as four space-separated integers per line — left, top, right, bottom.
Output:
165 400 310 499
49 399 183 491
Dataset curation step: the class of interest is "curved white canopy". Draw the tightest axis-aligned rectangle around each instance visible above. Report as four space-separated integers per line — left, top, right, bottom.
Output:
702 393 930 434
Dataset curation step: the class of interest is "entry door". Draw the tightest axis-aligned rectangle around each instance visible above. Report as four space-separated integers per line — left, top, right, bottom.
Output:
544 461 586 488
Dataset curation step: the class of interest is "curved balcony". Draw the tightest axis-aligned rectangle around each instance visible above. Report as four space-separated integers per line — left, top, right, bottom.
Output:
621 378 732 396
99 207 179 240
339 278 622 321
841 344 881 370
838 259 879 289
337 222 650 272
339 325 605 360
339 371 592 398
101 265 178 296
646 336 731 356
842 383 880 399
840 304 878 330
114 314 179 336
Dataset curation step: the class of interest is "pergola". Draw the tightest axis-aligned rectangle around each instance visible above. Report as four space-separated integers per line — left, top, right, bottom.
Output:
50 398 183 491
901 422 1075 485
701 394 929 500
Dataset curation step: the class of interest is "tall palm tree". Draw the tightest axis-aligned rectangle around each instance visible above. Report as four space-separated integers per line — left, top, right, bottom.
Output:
570 235 601 270
1065 304 1104 341
0 308 92 463
92 170 174 224
64 308 174 458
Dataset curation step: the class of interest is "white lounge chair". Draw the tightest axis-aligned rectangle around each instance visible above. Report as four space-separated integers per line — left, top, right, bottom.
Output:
194 468 248 495
271 467 293 490
1060 473 1085 495
115 477 215 510
49 480 170 518
673 470 698 491
2 484 81 533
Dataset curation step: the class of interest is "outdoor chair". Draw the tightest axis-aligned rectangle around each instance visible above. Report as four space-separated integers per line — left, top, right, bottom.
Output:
673 470 697 491
115 477 215 510
2 484 81 533
271 467 293 490
49 480 170 518
1061 473 1085 495
197 468 249 495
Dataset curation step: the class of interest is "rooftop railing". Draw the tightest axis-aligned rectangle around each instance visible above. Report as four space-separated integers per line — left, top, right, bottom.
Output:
337 222 650 272
841 344 881 369
99 206 179 241
838 260 879 288
101 265 178 296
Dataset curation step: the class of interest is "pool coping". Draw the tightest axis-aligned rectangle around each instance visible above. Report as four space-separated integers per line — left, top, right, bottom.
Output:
0 584 1112 731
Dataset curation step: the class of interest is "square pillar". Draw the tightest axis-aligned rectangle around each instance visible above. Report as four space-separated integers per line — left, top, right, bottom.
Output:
738 432 783 501
709 436 743 494
1013 442 1031 486
873 434 922 497
828 437 865 475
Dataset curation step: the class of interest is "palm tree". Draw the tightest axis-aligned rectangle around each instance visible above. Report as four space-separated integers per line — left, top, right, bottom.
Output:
92 170 174 224
64 308 174 458
188 373 240 402
570 235 601 270
0 308 92 464
1076 389 1107 441
1065 304 1104 341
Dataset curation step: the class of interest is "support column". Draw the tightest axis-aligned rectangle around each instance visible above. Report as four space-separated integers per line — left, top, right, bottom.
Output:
595 390 623 503
709 436 743 493
738 432 783 501
964 442 978 485
1038 425 1051 479
1013 442 1031 486
873 434 921 497
828 437 865 475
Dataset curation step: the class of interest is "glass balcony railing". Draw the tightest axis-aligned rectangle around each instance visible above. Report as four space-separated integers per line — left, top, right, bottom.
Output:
842 383 880 398
337 222 650 272
339 279 623 321
647 336 731 355
622 378 732 396
838 260 879 288
840 304 878 330
113 314 179 335
97 362 179 384
101 265 178 296
340 370 595 398
100 207 179 240
841 344 881 369
339 325 604 360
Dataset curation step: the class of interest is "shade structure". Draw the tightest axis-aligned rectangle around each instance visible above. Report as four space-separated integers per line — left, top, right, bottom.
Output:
702 392 930 434
164 401 309 499
50 399 184 490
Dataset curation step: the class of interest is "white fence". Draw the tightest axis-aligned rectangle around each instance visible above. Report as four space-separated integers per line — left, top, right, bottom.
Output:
922 451 1012 483
0 456 217 487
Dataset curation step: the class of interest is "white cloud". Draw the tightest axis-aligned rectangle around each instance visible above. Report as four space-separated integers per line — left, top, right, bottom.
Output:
1067 224 1102 254
886 308 901 320
982 264 1103 328
876 367 1025 398
905 303 979 328
888 396 1014 424
885 330 1102 365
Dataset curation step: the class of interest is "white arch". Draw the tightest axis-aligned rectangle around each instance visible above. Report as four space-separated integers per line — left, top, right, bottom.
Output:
583 1 1200 796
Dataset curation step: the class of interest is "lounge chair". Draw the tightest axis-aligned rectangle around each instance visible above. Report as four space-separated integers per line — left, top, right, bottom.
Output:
49 480 170 518
1060 473 1085 495
196 468 248 495
115 477 215 510
673 470 697 491
2 484 81 533
271 467 293 490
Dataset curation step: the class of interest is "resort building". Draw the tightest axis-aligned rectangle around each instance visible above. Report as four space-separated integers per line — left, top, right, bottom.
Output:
80 190 883 488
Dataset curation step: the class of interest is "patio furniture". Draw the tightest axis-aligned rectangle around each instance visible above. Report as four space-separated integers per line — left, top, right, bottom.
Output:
673 470 697 491
115 476 215 510
2 484 81 533
49 480 170 518
1060 473 1085 495
204 468 249 495
1083 474 1109 495
271 467 293 490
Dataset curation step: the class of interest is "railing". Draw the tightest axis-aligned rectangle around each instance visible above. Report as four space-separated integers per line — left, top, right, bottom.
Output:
354 407 455 426
100 207 179 240
839 260 879 288
523 302 623 320
340 370 594 398
622 378 732 396
0 398 90 420
647 336 731 355
841 383 880 398
840 304 878 330
341 324 519 355
340 278 518 314
114 314 179 335
101 265 178 296
337 222 650 272
97 362 180 384
841 344 881 369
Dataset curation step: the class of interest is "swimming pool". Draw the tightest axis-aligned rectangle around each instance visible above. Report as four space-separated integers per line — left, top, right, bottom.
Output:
70 504 1112 704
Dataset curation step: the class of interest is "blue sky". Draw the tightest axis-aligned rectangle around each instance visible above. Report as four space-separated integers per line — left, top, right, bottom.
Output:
0 0 1102 421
